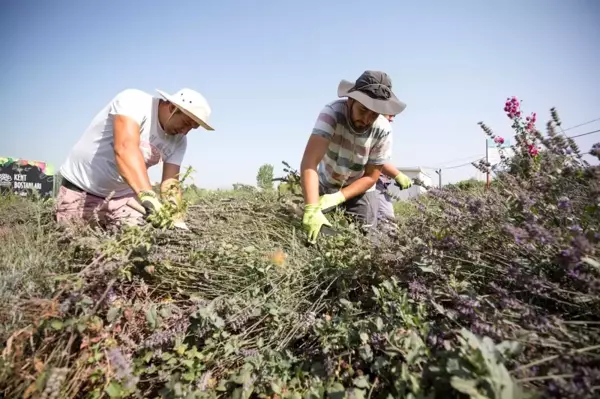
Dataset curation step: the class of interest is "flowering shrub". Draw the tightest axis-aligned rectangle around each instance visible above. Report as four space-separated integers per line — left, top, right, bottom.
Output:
0 98 598 399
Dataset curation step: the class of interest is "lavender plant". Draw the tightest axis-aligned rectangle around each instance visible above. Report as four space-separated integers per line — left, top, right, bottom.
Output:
1 99 598 399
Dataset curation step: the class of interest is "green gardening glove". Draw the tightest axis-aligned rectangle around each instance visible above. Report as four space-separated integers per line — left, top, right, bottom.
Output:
138 190 163 215
394 172 413 190
318 191 346 213
303 204 332 244
137 190 167 227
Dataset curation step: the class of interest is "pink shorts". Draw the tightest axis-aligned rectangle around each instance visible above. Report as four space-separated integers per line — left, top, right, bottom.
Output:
55 185 145 228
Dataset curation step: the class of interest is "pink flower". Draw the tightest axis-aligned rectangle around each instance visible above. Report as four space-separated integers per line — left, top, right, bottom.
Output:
504 96 522 120
494 136 505 144
528 144 539 156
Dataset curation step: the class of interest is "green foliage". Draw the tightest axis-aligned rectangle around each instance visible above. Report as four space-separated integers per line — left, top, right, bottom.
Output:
445 178 488 192
256 163 275 191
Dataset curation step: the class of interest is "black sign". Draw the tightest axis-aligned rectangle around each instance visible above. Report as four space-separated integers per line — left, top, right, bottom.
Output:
0 162 54 198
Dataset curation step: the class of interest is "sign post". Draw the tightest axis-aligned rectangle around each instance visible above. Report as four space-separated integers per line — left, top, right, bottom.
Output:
0 157 55 198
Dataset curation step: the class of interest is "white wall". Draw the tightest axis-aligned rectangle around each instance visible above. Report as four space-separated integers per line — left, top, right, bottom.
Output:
387 168 432 201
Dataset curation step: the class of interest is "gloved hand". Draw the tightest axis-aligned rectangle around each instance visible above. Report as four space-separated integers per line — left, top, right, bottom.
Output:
302 204 332 244
138 190 163 215
394 172 413 190
318 191 346 213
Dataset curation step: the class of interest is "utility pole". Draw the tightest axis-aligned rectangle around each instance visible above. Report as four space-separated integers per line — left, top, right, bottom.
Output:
435 168 442 188
485 139 490 189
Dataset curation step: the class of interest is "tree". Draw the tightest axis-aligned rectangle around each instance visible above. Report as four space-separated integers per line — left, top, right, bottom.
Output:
256 164 274 190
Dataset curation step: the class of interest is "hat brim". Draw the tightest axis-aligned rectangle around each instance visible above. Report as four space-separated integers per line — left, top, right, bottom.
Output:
337 80 407 116
156 89 215 131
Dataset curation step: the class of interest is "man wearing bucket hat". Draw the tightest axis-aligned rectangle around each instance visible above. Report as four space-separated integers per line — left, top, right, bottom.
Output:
300 70 406 243
56 87 214 229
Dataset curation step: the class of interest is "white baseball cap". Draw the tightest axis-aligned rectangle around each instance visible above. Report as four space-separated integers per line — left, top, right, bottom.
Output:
156 88 214 131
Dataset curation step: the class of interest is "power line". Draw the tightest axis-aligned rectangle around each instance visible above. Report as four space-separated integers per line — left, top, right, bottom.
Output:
561 118 600 133
445 159 484 170
424 128 599 172
567 129 600 139
410 122 600 175
426 154 485 168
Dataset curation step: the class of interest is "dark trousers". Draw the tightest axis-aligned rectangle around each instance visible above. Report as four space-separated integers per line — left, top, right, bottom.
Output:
319 183 380 232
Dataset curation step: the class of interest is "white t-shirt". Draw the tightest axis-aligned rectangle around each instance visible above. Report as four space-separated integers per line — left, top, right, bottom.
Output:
60 89 187 198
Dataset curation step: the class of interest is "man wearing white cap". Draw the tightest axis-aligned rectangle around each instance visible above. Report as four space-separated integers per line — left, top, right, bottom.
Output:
56 87 214 229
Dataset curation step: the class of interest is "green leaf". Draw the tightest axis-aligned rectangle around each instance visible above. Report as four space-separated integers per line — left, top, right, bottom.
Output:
450 377 485 398
353 376 370 389
418 265 435 273
50 319 64 330
145 305 158 330
496 340 523 359
360 332 369 344
271 380 282 394
375 317 384 331
348 388 365 399
106 307 121 323
182 359 194 368
105 381 124 398
372 286 380 298
183 371 195 381
159 306 172 319
340 298 352 308
327 382 346 399
359 344 373 362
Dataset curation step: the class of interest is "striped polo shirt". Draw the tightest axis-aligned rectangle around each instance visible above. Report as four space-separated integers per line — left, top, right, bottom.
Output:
311 100 393 193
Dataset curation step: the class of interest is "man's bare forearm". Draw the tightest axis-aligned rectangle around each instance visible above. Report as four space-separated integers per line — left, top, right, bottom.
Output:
115 147 152 195
382 163 401 179
300 167 320 206
340 175 379 201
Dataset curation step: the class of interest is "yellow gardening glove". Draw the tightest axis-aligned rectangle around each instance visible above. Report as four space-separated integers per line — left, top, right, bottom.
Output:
318 191 347 213
302 204 332 244
136 190 167 228
138 190 163 214
394 172 413 190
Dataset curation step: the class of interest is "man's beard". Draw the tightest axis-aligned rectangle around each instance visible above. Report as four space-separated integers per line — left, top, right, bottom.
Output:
348 117 370 134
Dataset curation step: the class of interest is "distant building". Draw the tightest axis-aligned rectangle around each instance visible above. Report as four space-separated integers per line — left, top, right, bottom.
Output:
386 166 432 201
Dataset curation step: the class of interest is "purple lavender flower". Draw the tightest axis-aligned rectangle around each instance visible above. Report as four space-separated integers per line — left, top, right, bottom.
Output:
503 224 529 245
106 287 117 305
107 348 138 390
467 197 483 214
569 225 583 233
370 332 386 350
408 280 428 301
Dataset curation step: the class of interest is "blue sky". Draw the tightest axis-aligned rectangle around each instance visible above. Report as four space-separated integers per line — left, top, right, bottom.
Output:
2 0 599 189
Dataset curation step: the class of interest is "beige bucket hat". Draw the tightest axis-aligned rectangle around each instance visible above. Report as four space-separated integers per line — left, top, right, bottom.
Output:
156 88 214 131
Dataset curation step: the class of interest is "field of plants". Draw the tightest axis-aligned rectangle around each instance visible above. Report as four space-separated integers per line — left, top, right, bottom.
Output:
0 98 599 399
